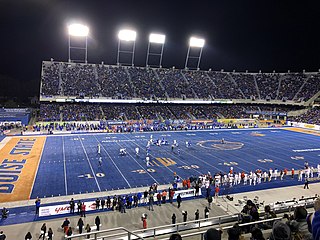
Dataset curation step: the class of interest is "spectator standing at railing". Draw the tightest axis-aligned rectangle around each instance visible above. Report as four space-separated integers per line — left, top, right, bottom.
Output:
47 228 53 240
61 218 70 234
24 232 32 240
177 194 182 208
38 223 47 240
0 231 5 240
204 207 209 219
77 200 81 214
35 197 41 216
95 216 101 231
101 197 105 210
69 198 75 214
172 213 176 225
182 211 188 224
77 217 84 234
195 209 199 221
85 224 91 239
66 227 73 240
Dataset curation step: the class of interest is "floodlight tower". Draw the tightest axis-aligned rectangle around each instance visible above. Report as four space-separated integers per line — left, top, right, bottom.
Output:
117 29 137 66
185 37 205 70
68 24 89 63
146 33 166 68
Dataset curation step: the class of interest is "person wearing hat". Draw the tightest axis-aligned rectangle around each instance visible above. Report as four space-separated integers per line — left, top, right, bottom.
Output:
269 221 291 240
204 228 221 240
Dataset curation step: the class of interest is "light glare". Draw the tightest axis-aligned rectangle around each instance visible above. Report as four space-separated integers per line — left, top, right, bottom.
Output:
118 29 137 41
68 24 89 37
149 33 166 44
189 37 205 47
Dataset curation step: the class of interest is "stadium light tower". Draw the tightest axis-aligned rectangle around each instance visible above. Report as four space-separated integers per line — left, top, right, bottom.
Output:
68 24 89 63
185 36 205 70
117 29 137 66
146 33 166 68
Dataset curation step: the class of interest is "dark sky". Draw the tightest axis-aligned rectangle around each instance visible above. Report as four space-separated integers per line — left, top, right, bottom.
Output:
1 0 320 101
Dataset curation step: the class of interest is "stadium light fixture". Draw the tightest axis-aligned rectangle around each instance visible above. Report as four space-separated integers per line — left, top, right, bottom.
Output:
117 29 137 66
189 37 205 48
149 33 166 44
146 33 166 68
185 36 205 70
68 24 89 63
118 29 137 41
68 24 89 37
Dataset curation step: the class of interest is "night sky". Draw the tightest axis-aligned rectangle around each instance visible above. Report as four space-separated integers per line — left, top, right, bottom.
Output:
1 0 320 102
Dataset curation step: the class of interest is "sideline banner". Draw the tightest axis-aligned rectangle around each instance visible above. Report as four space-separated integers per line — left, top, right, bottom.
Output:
39 188 201 217
39 201 96 217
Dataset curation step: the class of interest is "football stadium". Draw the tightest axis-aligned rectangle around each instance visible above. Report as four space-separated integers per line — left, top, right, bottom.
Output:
1 1 320 240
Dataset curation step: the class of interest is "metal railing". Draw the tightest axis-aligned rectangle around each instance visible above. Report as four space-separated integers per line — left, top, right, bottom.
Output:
77 215 239 240
157 216 284 240
64 227 144 240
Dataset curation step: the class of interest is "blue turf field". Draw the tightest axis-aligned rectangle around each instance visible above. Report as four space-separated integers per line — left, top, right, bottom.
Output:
30 128 320 199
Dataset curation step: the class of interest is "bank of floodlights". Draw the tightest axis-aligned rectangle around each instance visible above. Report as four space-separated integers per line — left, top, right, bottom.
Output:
117 29 137 66
146 33 166 68
185 36 205 70
68 23 89 63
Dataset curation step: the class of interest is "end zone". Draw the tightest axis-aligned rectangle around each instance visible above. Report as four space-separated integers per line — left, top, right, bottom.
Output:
0 136 46 202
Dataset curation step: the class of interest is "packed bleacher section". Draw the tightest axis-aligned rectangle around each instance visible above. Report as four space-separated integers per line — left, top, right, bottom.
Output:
38 103 297 123
255 73 281 100
295 74 320 101
40 61 320 101
289 107 320 125
97 65 134 98
41 62 61 96
277 73 307 101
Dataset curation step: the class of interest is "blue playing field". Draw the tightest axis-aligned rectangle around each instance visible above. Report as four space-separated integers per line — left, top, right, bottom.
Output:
30 128 320 199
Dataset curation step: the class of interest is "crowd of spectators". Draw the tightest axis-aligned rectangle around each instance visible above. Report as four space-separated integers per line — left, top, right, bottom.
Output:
41 62 61 96
182 70 215 99
61 104 102 121
295 74 320 101
41 62 320 101
38 103 297 123
157 68 193 99
61 63 100 97
97 65 134 98
277 73 307 101
128 67 166 99
207 72 243 99
289 107 320 125
255 73 281 100
231 73 258 99
38 104 60 122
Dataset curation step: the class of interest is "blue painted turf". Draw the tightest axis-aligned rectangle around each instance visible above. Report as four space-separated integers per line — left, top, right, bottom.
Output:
31 128 320 199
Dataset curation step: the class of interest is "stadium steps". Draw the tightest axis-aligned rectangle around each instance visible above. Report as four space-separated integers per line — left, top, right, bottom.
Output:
253 74 261 99
228 74 246 99
94 65 102 92
205 72 224 99
275 74 285 100
125 67 137 98
152 70 170 99
58 63 63 95
292 75 309 101
181 71 198 99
